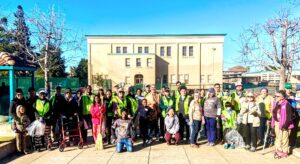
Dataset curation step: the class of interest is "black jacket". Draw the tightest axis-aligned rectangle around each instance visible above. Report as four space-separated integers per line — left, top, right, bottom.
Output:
61 97 79 118
9 98 27 121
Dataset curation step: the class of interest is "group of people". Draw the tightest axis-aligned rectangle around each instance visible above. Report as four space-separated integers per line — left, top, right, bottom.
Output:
9 81 300 159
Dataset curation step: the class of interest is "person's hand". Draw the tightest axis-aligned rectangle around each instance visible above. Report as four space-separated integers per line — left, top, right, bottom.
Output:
74 113 78 116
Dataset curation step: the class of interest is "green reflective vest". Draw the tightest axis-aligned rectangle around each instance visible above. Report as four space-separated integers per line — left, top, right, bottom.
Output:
231 91 245 112
107 98 114 117
113 96 128 116
127 96 138 114
222 109 237 130
82 94 94 115
161 96 174 117
256 95 273 119
36 99 51 119
175 95 191 115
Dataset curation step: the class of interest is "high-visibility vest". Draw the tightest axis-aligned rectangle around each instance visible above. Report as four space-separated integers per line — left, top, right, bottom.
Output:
222 109 237 130
175 95 190 115
231 91 245 112
161 96 174 117
36 99 51 119
173 90 180 100
256 95 273 119
113 96 128 116
82 94 94 115
127 96 138 114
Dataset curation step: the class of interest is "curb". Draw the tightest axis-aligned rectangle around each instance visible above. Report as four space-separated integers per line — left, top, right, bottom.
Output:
0 140 16 160
292 148 300 158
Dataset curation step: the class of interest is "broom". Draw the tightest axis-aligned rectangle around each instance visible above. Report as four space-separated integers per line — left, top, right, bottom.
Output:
95 109 104 150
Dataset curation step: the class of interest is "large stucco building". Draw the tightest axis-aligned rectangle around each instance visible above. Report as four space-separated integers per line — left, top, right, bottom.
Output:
86 34 225 90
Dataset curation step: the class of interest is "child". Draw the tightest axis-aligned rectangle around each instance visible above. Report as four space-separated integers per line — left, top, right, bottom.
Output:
12 105 31 155
90 95 106 143
221 102 237 149
133 99 151 146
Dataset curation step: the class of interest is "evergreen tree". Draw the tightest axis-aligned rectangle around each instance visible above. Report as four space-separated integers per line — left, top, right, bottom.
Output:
0 17 15 53
13 5 32 59
75 58 88 80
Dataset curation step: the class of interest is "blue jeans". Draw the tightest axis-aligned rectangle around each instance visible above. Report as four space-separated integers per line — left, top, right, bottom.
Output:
190 120 201 144
205 117 216 143
116 138 133 153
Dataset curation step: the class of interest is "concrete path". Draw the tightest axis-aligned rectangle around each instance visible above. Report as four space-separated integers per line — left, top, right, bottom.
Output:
2 140 300 164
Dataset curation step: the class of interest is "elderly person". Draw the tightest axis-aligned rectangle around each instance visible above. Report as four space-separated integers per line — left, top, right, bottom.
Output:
189 91 204 148
164 108 180 145
272 90 294 158
203 88 221 146
240 92 260 152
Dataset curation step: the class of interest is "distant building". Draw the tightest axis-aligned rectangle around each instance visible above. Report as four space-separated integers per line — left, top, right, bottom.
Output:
86 34 225 90
223 66 249 83
242 69 300 86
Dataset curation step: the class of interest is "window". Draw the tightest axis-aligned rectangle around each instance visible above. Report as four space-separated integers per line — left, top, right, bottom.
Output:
208 75 213 83
171 74 176 84
189 46 193 56
147 58 152 67
123 47 127 54
160 47 165 56
135 74 143 84
201 75 205 83
125 58 130 67
163 74 168 83
116 47 121 54
182 46 187 56
167 46 171 56
144 47 149 54
138 47 143 53
136 58 141 67
184 74 189 84
179 74 184 83
125 76 131 84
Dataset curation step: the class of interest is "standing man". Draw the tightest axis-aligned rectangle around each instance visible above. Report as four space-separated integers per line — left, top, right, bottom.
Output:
26 87 38 122
50 86 64 143
9 89 27 124
104 89 116 145
214 83 223 144
173 81 182 101
145 85 161 138
285 83 295 103
214 83 223 99
113 88 132 118
143 85 151 97
175 86 192 143
231 82 246 113
256 88 273 145
159 88 174 139
126 86 138 115
80 85 95 143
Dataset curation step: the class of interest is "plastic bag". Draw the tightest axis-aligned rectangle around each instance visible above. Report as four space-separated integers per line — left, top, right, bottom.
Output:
26 120 46 137
224 129 245 148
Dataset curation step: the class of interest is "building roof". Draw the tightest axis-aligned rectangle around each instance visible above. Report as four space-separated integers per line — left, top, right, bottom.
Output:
86 34 227 38
224 66 248 73
0 52 38 69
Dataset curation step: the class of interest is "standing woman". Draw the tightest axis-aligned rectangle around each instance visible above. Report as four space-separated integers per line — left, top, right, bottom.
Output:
272 90 294 158
240 92 260 152
90 95 106 143
189 92 204 148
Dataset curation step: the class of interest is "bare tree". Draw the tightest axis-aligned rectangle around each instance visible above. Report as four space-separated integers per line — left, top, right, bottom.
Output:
14 5 83 94
239 8 300 89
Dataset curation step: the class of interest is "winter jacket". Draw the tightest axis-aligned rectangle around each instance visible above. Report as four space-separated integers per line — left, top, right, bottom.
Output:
12 105 31 133
61 97 79 118
240 101 261 127
271 99 294 130
90 103 106 125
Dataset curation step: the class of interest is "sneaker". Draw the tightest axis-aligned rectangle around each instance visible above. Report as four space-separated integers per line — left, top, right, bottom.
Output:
224 144 229 149
210 143 215 146
230 144 235 149
250 147 256 152
245 145 250 150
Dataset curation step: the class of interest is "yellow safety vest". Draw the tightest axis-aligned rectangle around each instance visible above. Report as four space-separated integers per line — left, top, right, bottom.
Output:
36 99 51 119
256 95 273 119
175 95 190 115
161 96 174 117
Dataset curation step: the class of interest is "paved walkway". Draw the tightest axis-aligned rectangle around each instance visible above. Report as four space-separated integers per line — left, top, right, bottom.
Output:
2 139 300 164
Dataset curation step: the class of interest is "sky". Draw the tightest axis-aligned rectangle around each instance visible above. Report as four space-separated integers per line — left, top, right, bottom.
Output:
0 0 296 71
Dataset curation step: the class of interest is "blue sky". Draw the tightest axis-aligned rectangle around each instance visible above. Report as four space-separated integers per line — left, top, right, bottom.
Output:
0 0 294 71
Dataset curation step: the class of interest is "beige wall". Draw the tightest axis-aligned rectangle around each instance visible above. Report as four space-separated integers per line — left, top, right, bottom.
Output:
87 35 225 89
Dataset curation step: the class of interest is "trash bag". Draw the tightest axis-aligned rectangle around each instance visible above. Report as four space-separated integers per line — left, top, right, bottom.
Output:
224 128 245 148
26 120 46 137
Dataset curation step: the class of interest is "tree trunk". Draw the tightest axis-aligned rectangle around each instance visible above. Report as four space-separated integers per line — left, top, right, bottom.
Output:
45 35 50 96
278 67 286 90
